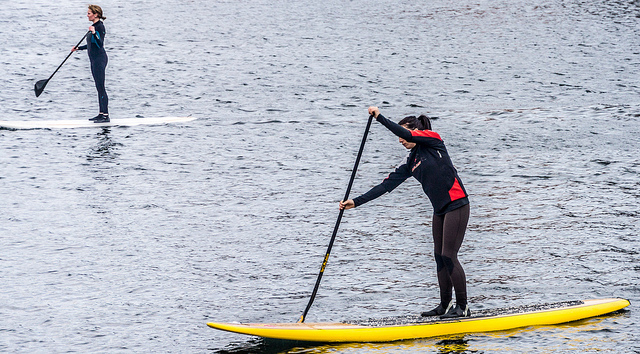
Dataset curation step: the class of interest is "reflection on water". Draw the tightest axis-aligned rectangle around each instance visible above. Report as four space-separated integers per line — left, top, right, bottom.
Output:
435 337 469 354
213 338 288 354
212 334 480 354
86 128 119 162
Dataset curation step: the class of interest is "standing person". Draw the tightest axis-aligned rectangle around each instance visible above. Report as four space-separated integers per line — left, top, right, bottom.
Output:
339 106 471 318
72 5 109 123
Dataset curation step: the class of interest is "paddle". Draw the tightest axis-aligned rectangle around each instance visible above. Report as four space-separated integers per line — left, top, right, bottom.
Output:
34 31 90 97
298 114 375 323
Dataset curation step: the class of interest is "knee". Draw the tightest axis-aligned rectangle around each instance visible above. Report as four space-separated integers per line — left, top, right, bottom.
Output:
434 252 445 272
441 255 455 275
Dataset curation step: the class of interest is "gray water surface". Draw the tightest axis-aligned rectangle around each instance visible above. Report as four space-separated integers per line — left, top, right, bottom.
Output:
1 0 639 352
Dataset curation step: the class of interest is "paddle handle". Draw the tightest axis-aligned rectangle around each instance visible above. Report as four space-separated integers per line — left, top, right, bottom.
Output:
298 114 374 323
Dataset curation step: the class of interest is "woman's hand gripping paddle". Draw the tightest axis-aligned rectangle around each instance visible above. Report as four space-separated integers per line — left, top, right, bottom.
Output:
298 114 375 323
34 31 90 97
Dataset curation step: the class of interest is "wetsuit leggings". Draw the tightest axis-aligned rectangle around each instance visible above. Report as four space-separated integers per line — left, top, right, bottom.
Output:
432 203 470 307
90 55 108 115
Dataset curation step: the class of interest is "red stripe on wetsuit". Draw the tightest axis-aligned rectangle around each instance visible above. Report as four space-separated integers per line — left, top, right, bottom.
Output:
411 130 442 140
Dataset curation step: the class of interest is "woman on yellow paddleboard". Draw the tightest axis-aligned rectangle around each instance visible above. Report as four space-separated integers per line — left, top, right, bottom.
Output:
340 106 471 318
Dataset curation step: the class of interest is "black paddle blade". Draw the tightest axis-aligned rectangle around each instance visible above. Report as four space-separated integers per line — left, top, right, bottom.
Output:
34 79 49 97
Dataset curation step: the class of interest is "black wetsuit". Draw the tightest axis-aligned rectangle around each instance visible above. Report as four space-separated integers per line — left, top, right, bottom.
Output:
352 114 470 308
77 21 108 115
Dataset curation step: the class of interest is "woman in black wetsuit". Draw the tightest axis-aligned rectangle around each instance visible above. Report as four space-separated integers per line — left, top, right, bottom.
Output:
72 5 109 123
339 106 471 318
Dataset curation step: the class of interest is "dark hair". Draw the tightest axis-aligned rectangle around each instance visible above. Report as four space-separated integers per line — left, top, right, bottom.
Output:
398 115 432 130
88 5 106 20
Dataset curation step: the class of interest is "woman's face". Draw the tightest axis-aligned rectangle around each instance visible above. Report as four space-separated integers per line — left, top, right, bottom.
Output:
87 9 98 22
399 124 417 149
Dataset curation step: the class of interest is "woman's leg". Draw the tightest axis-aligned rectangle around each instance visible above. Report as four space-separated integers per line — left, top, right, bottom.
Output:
432 213 453 307
91 56 108 115
440 204 470 307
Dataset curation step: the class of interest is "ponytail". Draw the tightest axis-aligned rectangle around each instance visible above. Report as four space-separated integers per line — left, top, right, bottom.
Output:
417 115 432 130
398 114 432 131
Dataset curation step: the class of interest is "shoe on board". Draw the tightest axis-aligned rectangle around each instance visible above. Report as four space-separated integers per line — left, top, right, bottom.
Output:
421 300 453 317
93 114 110 123
440 303 471 319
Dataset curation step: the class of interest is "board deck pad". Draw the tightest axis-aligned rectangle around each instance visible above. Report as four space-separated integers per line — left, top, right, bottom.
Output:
346 300 585 326
207 298 630 343
0 116 196 130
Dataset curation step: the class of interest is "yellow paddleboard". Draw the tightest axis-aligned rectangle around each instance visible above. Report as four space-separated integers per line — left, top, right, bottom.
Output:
207 298 629 343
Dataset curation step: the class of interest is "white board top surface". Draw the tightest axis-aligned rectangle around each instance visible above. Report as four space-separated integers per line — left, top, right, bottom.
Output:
0 116 196 130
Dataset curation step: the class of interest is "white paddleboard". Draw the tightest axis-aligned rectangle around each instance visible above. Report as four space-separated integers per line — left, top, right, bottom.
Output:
0 116 196 130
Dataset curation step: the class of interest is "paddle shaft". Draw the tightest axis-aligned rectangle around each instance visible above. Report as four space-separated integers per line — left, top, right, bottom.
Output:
49 31 91 81
299 114 374 323
35 31 90 97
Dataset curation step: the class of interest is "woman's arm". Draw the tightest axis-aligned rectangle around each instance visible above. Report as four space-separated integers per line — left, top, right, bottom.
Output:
373 110 444 148
340 162 412 209
368 106 413 140
90 23 106 49
376 114 414 140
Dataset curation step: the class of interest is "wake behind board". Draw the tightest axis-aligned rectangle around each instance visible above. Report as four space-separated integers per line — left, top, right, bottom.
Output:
207 298 629 343
0 116 196 130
